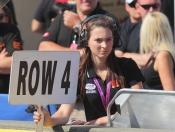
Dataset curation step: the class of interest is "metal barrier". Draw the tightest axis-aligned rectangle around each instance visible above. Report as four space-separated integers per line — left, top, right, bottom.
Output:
107 89 175 130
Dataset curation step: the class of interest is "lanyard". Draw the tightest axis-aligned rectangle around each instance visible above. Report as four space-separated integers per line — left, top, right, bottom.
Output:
93 78 111 110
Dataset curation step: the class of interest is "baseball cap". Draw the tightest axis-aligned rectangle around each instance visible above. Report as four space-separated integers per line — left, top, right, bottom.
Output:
125 0 136 8
125 0 134 4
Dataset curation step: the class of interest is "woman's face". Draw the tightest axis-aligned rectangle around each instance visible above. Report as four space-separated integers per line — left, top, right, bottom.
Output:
88 27 113 60
0 9 8 23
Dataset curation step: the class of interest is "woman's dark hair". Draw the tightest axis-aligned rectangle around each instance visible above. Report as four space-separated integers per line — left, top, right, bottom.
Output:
79 16 125 100
1 5 14 24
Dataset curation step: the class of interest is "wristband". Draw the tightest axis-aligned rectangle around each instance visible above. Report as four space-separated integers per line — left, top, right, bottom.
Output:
73 22 81 33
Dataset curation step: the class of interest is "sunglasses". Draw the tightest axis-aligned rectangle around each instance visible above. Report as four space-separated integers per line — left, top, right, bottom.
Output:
0 13 6 20
138 3 160 10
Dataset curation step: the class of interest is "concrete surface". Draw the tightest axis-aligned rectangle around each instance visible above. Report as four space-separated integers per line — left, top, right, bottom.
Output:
0 120 175 132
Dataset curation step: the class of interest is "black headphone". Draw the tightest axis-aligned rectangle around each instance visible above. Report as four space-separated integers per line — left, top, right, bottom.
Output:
79 14 122 49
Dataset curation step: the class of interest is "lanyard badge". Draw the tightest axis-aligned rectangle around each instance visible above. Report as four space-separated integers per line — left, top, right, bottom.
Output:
93 78 111 110
70 34 78 50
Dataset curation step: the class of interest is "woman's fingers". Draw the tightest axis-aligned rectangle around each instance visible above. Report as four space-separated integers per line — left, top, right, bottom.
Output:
33 106 50 124
34 104 38 109
70 120 86 125
41 106 49 115
1 48 6 53
0 48 8 58
33 111 42 123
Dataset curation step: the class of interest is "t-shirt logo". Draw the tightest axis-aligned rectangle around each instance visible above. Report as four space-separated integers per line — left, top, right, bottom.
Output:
0 43 5 51
85 83 96 90
85 83 96 94
13 41 23 49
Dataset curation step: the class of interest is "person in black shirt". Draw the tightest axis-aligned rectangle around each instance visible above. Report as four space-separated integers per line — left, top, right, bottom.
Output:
33 15 144 127
31 0 56 34
38 0 119 57
115 0 141 56
31 0 75 34
0 22 23 93
115 0 162 68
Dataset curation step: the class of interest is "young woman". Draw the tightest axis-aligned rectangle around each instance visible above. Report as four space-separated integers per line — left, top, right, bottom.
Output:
33 15 144 127
140 12 175 90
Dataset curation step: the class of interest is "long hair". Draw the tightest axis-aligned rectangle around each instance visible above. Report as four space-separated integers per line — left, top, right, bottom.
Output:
1 5 14 24
140 12 175 60
79 16 125 100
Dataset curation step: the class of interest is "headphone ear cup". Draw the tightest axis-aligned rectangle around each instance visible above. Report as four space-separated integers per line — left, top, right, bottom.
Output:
78 14 105 48
113 30 119 48
79 29 87 48
112 22 121 48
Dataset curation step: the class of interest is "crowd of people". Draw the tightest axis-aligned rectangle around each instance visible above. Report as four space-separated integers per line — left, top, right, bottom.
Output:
0 0 175 128
0 0 23 94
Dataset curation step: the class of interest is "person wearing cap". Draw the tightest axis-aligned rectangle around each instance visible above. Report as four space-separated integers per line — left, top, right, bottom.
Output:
115 0 141 59
124 0 141 23
115 0 162 68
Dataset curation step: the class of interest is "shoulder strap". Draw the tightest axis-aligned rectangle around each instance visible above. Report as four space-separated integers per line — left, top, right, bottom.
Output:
142 52 155 70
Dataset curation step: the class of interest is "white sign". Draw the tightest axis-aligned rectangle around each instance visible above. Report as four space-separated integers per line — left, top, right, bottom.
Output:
9 51 80 105
8 51 80 132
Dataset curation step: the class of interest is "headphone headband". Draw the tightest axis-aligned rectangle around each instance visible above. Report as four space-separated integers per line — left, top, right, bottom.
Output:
79 14 122 49
81 14 105 27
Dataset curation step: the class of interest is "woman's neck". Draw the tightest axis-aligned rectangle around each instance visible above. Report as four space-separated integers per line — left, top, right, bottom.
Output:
91 55 108 81
94 64 108 81
93 58 107 71
94 63 107 71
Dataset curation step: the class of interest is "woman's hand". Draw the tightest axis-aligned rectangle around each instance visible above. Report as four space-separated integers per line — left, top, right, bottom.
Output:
63 10 81 29
0 48 8 59
84 120 96 125
70 120 98 125
33 106 53 127
70 120 86 125
84 116 111 126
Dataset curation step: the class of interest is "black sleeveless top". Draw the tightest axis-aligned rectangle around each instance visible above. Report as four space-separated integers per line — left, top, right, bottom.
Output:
142 52 175 90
